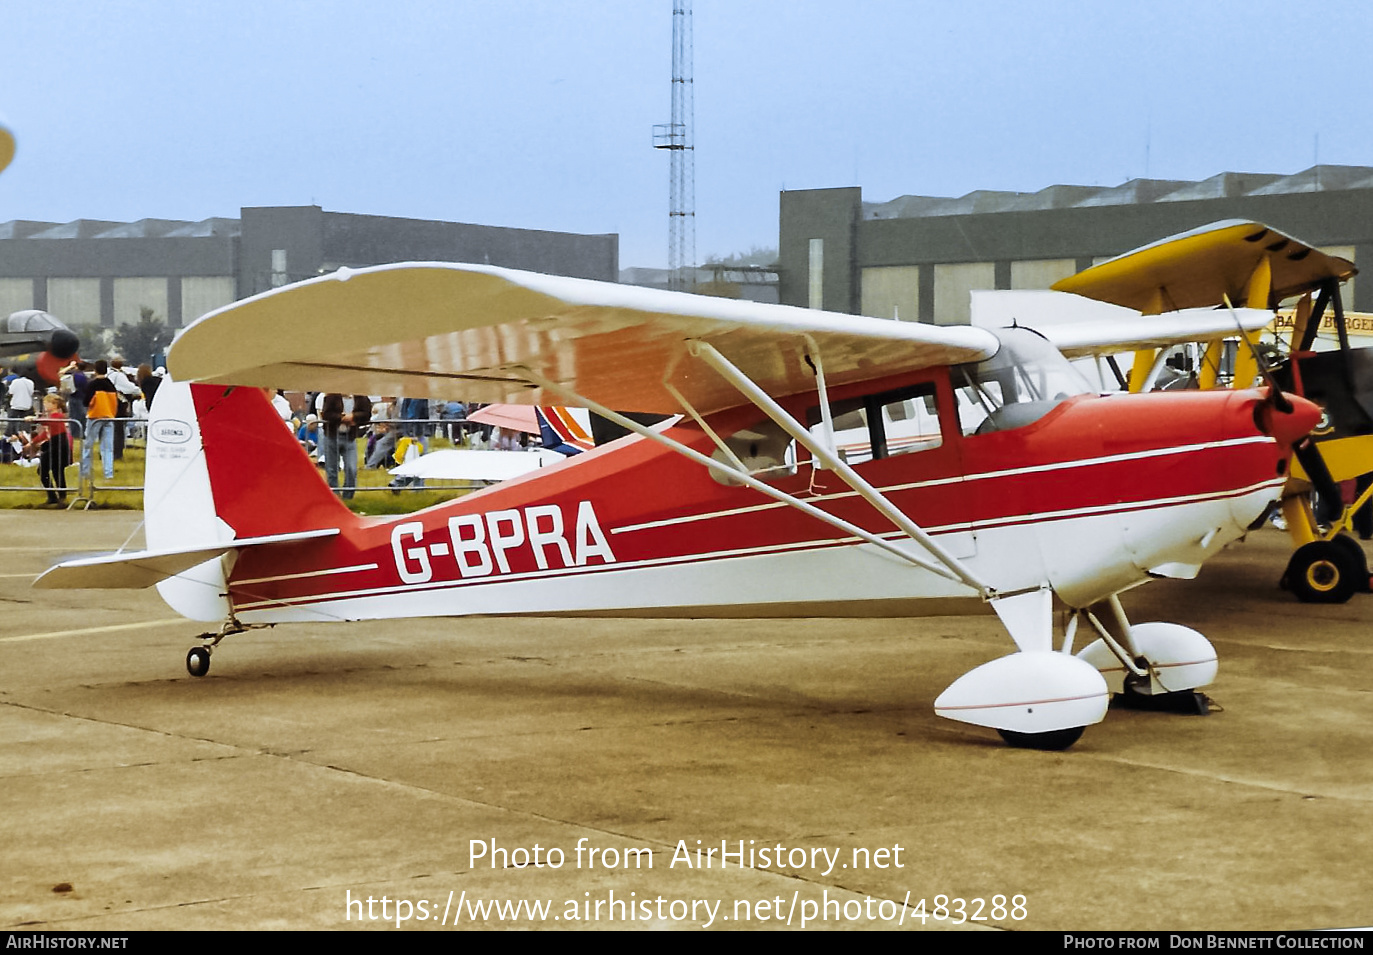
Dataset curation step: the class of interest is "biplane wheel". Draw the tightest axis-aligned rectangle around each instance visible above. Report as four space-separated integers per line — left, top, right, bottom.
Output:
186 646 211 677
1286 540 1360 604
996 727 1084 751
1329 534 1371 592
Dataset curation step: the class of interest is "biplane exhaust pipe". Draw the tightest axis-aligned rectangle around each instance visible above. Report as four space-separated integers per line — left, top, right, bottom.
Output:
1253 391 1322 449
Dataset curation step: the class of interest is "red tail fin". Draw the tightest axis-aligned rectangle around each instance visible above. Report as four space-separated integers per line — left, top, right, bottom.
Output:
192 384 357 537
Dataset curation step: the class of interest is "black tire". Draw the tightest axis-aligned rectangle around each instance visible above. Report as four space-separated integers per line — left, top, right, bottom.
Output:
186 646 211 677
1329 534 1371 592
997 726 1085 751
1285 540 1360 604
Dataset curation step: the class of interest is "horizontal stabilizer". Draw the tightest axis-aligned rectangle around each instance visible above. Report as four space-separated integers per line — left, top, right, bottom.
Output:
34 528 338 590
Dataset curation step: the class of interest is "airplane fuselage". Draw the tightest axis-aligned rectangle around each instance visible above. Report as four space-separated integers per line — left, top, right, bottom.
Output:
177 369 1296 629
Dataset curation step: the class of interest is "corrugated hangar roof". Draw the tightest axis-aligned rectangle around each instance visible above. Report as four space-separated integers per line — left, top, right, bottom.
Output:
0 215 242 239
862 164 1373 220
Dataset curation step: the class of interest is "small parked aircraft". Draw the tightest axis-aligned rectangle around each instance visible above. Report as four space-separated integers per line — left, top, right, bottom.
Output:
1 310 81 386
35 257 1321 749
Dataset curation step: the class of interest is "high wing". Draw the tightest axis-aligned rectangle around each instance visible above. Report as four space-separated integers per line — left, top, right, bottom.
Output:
168 263 1000 413
970 289 1273 359
1051 219 1356 313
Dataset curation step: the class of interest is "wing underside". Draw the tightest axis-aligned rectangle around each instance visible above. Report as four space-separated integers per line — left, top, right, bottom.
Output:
169 263 1001 413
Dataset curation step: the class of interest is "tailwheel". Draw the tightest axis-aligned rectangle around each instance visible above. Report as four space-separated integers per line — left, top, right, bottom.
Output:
1285 540 1360 604
997 727 1085 751
186 646 212 677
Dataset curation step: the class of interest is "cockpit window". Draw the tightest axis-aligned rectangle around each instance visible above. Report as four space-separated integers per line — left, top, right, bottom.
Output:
709 419 797 486
954 327 1093 435
809 382 943 466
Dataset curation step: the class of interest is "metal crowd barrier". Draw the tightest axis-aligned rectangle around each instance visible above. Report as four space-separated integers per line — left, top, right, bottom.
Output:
0 414 509 506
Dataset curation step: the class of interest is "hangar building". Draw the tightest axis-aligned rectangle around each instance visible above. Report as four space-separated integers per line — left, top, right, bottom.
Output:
778 166 1373 323
0 205 618 329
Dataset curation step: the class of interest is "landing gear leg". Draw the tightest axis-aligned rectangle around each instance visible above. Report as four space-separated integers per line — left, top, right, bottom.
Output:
1075 597 1217 710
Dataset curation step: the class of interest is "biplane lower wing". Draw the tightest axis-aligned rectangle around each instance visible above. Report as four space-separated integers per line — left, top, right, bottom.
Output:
971 289 1273 358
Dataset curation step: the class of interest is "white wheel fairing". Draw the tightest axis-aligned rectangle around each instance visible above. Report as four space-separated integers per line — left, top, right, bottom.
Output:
934 652 1109 733
1078 622 1217 695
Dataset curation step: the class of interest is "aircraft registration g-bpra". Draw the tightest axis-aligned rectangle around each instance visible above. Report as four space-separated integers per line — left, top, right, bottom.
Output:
35 256 1321 750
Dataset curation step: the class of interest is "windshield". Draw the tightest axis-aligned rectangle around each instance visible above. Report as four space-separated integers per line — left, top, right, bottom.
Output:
953 327 1093 435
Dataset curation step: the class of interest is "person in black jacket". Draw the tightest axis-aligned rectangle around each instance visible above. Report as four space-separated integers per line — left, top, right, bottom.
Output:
320 394 372 499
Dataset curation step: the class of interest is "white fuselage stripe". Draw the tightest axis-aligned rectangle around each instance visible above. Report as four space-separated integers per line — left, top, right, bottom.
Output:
234 562 379 586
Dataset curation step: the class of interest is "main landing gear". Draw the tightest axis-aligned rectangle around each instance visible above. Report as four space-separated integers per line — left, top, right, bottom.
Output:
1073 599 1218 716
936 594 1220 751
184 620 251 677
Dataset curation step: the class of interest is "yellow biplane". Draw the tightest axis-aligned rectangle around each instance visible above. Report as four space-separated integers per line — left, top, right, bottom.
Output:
1054 220 1372 603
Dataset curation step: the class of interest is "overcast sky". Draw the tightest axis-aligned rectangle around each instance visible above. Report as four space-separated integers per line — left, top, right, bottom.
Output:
4 0 1372 269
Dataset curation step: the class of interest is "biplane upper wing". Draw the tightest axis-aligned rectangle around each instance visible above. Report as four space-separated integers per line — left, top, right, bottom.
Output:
168 263 1001 414
1052 219 1356 313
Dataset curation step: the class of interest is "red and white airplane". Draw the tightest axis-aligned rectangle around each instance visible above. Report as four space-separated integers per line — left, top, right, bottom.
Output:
36 246 1321 750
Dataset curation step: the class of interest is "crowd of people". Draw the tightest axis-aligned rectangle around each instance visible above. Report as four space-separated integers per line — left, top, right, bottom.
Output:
0 355 162 505
1 361 532 505
275 392 527 497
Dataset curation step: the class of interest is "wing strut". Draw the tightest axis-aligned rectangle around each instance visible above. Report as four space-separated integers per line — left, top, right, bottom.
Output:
515 366 980 589
685 341 994 598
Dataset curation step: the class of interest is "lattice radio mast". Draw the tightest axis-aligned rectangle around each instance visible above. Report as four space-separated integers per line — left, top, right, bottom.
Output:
653 1 695 291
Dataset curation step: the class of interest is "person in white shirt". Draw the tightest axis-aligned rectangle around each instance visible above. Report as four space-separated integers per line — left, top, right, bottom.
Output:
5 373 34 436
104 356 142 459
